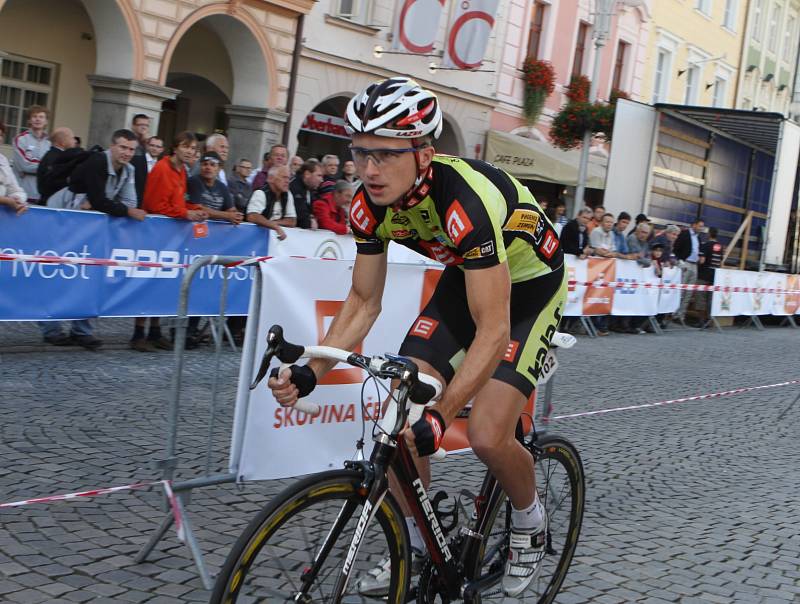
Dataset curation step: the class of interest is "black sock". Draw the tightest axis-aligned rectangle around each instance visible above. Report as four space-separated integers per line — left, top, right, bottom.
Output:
147 326 162 340
132 326 145 340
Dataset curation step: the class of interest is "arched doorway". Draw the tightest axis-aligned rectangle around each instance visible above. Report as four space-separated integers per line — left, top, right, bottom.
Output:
0 0 98 143
437 116 462 156
296 95 352 163
159 11 274 165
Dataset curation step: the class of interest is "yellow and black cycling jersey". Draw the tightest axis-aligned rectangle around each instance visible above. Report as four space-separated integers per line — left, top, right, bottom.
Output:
349 155 563 282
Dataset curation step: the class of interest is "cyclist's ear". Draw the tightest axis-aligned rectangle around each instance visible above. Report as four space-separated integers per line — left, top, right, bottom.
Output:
416 144 435 170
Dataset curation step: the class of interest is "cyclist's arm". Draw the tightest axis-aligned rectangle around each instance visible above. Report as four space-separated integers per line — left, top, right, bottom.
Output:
434 262 511 425
307 251 388 379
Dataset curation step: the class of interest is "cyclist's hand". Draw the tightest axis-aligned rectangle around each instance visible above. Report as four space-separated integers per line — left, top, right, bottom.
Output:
267 365 317 407
403 408 446 457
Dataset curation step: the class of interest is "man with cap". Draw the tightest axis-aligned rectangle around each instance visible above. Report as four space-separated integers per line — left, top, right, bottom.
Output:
187 151 242 224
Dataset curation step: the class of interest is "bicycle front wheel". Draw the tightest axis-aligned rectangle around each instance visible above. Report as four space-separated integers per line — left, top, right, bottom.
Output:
473 434 585 603
211 469 410 604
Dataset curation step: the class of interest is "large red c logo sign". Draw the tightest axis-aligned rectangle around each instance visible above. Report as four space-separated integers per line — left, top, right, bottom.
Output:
398 0 445 53
446 10 496 69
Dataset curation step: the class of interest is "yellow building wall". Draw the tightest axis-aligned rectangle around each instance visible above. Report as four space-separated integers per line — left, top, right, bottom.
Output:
640 0 747 107
0 0 96 143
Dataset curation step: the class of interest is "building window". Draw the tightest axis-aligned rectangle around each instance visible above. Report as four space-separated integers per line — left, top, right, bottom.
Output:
335 0 370 23
696 0 712 16
612 40 629 91
572 22 589 78
768 3 781 52
0 55 55 144
712 76 727 107
527 1 548 60
653 48 671 103
784 14 797 63
723 0 738 29
753 0 763 41
684 65 700 105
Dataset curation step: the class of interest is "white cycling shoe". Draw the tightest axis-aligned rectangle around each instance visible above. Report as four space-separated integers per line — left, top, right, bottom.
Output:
356 548 424 597
502 514 548 597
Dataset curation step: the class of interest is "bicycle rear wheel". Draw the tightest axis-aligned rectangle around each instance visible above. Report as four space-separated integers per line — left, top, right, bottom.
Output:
472 434 585 603
211 469 410 604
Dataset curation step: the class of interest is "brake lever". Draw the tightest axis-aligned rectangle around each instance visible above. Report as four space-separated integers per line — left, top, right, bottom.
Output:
249 346 275 390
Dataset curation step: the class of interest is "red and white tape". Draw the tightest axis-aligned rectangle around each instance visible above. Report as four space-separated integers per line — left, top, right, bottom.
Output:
0 479 186 542
3 253 799 295
552 379 800 420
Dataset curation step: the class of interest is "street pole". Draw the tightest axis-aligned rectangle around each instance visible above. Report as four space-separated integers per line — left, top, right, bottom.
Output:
573 0 614 215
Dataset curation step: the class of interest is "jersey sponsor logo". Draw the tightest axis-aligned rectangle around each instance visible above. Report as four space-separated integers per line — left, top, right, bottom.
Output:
526 306 562 381
503 209 540 235
445 200 473 246
419 209 432 223
410 316 439 339
464 240 495 260
540 230 558 259
391 213 410 226
419 240 462 265
391 229 413 238
503 340 520 363
418 183 430 197
349 192 377 233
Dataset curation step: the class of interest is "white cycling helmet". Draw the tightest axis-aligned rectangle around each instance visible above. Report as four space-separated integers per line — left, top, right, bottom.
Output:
345 77 443 140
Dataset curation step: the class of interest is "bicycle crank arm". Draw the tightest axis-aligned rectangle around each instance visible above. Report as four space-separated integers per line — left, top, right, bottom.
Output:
461 568 503 601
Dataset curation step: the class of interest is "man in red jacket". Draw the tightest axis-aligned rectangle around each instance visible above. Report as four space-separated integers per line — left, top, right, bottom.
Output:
312 179 352 235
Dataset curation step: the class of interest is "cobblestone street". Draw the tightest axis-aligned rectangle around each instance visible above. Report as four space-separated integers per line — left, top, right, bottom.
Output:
0 320 798 603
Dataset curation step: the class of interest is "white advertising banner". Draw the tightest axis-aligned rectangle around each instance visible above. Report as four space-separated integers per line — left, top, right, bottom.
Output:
563 255 680 317
298 111 350 140
392 0 445 53
231 257 441 480
442 0 500 69
711 268 800 317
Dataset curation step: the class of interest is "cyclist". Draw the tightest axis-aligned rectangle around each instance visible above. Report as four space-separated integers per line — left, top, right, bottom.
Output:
268 77 567 597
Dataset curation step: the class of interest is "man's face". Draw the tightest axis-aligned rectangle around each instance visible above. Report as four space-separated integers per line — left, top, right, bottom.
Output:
29 111 47 130
636 228 649 241
351 133 433 206
174 141 197 165
577 211 591 227
324 158 340 176
270 147 288 167
593 207 605 221
601 215 614 232
693 221 705 234
210 137 229 162
334 188 353 207
290 156 303 172
342 160 356 177
303 166 324 190
236 161 253 179
269 167 291 193
110 137 138 165
200 159 220 181
666 230 679 243
147 138 164 157
132 118 150 139
616 218 630 232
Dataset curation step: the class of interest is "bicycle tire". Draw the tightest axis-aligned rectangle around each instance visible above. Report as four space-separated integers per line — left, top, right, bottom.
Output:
471 434 585 603
211 469 410 604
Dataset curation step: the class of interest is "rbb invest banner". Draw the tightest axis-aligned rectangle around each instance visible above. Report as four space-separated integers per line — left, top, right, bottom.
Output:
442 0 500 69
231 257 446 480
0 206 268 320
711 267 800 317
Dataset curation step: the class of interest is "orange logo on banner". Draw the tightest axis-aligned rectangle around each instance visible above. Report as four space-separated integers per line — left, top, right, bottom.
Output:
583 257 616 315
315 300 364 385
410 316 439 339
193 222 209 238
785 275 800 315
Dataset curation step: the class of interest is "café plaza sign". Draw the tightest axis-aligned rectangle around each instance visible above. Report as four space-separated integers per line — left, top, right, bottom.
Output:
299 111 350 140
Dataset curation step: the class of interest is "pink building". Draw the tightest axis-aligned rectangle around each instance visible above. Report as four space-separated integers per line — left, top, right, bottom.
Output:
492 0 652 138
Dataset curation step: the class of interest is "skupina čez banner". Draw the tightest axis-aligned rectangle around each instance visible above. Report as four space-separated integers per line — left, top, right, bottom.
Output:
230 254 681 480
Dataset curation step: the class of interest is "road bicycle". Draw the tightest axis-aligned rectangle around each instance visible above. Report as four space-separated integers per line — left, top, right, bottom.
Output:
211 325 584 603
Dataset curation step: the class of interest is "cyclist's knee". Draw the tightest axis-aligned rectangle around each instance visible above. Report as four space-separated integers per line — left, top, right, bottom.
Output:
467 422 514 463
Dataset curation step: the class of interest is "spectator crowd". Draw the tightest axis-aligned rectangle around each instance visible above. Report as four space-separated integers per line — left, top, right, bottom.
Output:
2 105 723 350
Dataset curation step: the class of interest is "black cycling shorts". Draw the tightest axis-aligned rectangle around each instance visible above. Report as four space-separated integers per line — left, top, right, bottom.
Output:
398 265 567 398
